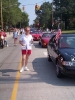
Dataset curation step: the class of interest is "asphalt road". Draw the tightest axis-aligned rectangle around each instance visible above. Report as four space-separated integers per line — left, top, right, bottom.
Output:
0 34 75 100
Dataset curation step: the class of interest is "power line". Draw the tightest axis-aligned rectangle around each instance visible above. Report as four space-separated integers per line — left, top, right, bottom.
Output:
21 0 45 6
21 0 45 12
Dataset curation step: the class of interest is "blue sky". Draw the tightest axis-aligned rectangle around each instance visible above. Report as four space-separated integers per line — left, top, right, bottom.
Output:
18 0 52 25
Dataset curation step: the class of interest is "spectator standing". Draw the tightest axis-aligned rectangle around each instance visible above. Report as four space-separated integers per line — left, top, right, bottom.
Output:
13 28 18 46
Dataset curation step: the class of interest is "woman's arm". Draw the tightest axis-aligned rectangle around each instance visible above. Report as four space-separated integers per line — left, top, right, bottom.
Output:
31 35 33 44
31 39 33 44
19 41 26 46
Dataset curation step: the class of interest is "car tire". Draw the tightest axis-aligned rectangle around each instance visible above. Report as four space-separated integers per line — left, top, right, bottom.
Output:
42 44 44 48
39 41 41 45
41 42 43 48
48 55 52 62
56 62 63 78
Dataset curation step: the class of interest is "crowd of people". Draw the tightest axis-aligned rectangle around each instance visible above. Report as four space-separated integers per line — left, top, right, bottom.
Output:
0 28 25 47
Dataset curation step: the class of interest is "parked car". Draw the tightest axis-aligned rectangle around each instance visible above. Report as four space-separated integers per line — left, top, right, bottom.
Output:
47 33 75 78
39 32 54 47
30 28 35 33
31 30 43 41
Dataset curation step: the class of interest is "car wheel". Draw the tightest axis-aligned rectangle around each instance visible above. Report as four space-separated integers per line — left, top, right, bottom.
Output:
41 42 43 48
48 55 52 62
56 62 63 78
39 41 41 45
42 44 44 48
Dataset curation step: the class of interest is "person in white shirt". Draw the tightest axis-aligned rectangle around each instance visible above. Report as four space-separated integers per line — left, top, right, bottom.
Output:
13 28 18 45
19 26 33 72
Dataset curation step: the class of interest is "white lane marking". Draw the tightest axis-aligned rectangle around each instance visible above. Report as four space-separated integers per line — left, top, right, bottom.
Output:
43 52 48 56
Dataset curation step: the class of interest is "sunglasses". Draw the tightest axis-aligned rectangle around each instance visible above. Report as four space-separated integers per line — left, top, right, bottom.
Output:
25 30 30 31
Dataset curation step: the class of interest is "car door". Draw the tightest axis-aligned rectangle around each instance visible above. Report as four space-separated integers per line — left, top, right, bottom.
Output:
51 38 59 63
48 35 58 63
47 36 55 61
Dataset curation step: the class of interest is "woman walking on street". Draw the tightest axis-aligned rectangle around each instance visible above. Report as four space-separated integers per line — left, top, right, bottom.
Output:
19 26 33 73
13 28 18 46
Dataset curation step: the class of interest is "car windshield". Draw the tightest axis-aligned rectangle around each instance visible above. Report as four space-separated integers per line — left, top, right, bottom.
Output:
42 33 51 38
30 28 35 32
59 36 75 48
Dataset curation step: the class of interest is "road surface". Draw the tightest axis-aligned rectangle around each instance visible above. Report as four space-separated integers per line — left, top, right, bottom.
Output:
0 34 75 100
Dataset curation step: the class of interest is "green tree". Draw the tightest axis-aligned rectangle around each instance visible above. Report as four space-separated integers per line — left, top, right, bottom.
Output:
20 12 29 28
34 17 39 28
53 0 75 30
2 0 29 29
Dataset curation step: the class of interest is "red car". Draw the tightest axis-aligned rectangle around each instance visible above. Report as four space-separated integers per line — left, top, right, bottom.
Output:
39 33 53 47
31 30 43 41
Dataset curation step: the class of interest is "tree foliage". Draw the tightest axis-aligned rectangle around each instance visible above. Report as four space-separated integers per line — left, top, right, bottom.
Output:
2 0 29 29
53 0 75 29
34 0 75 30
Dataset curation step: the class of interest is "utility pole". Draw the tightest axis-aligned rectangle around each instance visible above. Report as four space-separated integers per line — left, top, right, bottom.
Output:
8 0 10 34
44 0 46 29
0 0 3 29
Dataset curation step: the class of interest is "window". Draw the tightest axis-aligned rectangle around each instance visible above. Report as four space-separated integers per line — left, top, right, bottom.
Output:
59 36 75 48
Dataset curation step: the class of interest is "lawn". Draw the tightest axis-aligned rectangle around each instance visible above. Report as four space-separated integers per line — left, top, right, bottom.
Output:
62 30 75 33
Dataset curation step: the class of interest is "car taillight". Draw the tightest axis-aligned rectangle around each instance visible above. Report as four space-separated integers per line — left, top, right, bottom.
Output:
43 43 46 45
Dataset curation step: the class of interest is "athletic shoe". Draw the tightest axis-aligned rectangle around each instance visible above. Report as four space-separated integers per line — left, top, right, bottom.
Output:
6 45 8 47
24 67 29 71
20 67 24 73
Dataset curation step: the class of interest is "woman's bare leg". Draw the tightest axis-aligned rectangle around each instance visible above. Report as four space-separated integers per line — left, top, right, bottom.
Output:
15 38 18 45
22 54 26 67
14 38 17 45
20 54 26 72
25 54 30 67
14 38 15 45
